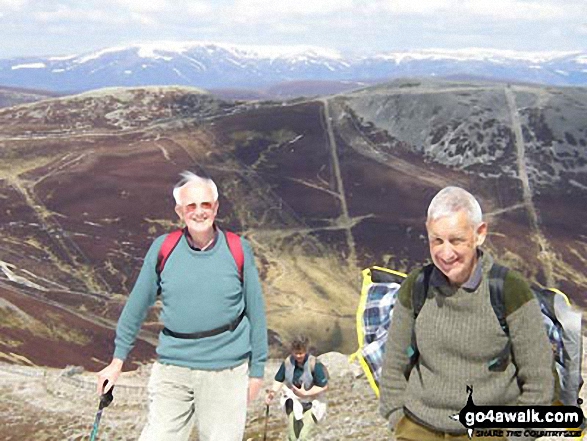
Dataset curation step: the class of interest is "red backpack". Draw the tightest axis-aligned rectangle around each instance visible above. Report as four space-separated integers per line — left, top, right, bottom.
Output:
156 229 244 281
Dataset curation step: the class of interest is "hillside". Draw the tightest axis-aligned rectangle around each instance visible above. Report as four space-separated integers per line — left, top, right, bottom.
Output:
0 80 585 372
1 351 584 440
0 85 60 108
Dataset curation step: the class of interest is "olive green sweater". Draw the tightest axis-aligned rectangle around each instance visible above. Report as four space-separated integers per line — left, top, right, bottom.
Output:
379 252 554 434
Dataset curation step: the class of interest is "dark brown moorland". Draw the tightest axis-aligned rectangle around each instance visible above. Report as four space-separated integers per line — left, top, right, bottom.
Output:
0 81 585 372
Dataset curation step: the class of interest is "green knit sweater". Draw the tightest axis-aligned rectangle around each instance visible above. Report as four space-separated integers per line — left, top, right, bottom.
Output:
114 230 268 378
379 251 554 434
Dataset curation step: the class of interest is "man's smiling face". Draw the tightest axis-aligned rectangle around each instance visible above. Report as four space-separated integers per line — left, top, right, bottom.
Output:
426 210 487 287
174 183 219 237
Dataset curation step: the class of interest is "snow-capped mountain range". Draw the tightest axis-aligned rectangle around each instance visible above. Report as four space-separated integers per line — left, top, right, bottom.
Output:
1 41 586 92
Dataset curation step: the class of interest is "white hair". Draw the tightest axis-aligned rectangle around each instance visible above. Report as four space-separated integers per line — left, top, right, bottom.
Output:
172 171 218 205
427 186 483 226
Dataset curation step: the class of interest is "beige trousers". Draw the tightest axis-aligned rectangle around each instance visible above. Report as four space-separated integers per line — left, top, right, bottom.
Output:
287 409 317 441
139 361 249 441
395 415 507 441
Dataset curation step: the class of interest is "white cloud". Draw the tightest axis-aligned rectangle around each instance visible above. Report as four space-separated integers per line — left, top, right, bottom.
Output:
129 12 159 26
0 0 26 13
108 0 168 13
0 0 27 8
373 0 455 15
34 6 111 23
463 0 569 20
185 1 214 17
1 0 585 58
45 24 72 35
272 22 310 34
366 0 575 21
98 0 216 24
231 0 354 21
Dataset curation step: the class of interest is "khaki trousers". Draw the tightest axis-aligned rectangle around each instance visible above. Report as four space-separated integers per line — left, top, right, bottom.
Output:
395 415 507 441
139 361 249 441
287 410 317 441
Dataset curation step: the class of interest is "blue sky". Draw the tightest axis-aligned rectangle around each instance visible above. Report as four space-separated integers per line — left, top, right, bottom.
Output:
1 0 586 58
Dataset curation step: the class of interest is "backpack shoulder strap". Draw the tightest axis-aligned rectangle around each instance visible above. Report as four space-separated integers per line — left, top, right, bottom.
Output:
307 355 330 382
404 264 434 380
225 231 244 282
412 264 434 318
157 229 184 274
284 355 293 370
487 262 514 372
488 263 510 335
308 355 316 373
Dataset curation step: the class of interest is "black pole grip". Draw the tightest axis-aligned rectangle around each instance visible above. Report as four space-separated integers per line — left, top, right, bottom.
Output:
99 381 114 410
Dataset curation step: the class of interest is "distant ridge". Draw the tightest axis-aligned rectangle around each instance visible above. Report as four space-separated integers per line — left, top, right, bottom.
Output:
0 85 61 108
0 42 585 93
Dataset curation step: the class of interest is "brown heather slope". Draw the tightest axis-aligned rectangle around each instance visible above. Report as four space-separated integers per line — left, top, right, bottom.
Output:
0 81 585 372
0 283 155 369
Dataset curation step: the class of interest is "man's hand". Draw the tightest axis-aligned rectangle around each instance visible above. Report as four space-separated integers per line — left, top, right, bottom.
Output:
265 389 276 405
96 358 123 395
248 377 264 404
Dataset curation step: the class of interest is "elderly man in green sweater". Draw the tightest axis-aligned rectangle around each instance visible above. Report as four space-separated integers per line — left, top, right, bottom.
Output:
379 186 554 441
96 171 268 441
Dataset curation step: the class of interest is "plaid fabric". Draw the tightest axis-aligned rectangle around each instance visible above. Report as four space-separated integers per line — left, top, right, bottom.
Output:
361 282 401 385
542 312 564 366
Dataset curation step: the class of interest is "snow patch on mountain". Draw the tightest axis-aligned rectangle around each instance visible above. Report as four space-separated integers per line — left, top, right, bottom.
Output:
370 48 579 64
11 62 46 70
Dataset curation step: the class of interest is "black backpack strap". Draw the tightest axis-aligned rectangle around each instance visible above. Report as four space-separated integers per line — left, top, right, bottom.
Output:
404 264 434 380
412 264 434 318
488 263 509 335
487 263 513 372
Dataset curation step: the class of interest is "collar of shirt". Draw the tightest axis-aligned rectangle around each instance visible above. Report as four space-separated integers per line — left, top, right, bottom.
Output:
184 226 218 251
430 248 484 294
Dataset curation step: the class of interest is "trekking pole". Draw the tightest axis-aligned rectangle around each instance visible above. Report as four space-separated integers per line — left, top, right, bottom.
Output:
262 404 270 441
89 382 114 441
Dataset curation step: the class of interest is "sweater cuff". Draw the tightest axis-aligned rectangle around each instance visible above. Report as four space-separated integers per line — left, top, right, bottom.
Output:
113 347 129 361
249 362 265 378
388 408 405 431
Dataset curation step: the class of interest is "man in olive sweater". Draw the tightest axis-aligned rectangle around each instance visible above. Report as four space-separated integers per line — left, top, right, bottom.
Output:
379 186 554 440
96 171 268 441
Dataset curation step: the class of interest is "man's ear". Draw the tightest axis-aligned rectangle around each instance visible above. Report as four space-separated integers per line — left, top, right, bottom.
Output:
475 222 488 247
174 204 183 221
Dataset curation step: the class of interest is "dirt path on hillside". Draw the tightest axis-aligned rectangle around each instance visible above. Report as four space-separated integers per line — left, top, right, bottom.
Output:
321 98 358 269
504 86 555 286
484 203 527 219
349 85 502 98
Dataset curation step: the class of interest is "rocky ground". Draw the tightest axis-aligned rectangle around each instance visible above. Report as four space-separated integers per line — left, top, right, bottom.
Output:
0 352 584 440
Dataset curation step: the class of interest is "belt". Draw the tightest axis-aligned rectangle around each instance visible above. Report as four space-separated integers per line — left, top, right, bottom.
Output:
162 309 246 339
